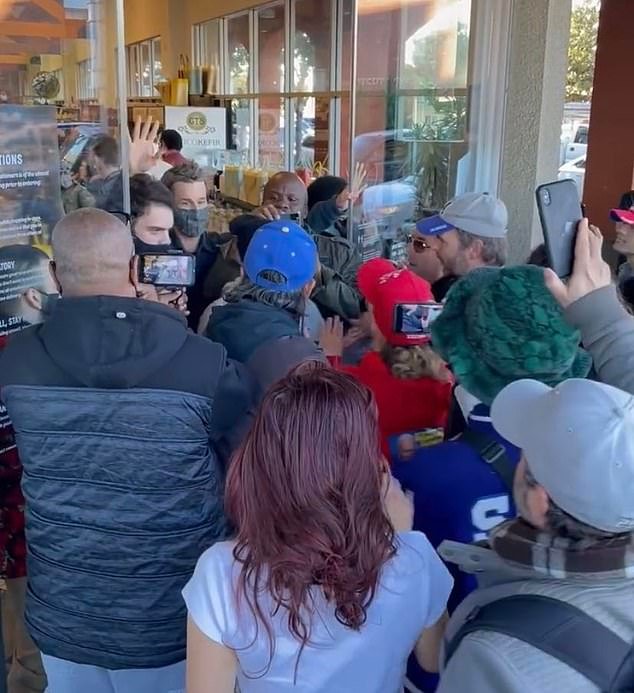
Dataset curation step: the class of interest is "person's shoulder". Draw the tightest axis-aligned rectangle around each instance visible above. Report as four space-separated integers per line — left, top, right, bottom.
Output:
193 540 240 585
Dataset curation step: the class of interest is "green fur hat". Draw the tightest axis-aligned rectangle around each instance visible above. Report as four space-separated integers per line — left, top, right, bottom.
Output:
431 266 592 405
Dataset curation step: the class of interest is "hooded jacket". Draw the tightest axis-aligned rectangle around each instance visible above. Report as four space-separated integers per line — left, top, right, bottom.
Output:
207 300 324 394
0 296 254 669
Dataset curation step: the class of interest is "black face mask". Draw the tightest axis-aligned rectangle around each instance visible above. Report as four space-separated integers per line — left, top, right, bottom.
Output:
133 237 173 255
39 291 59 319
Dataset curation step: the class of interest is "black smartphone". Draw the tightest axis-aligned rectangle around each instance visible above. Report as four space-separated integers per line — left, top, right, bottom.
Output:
535 180 583 279
279 213 301 223
393 302 444 337
138 253 196 288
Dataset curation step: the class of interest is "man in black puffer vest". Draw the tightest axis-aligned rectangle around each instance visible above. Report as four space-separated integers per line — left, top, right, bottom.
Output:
0 209 254 692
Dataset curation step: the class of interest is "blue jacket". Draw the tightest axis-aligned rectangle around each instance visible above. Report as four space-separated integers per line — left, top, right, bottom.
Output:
0 296 254 669
392 404 520 692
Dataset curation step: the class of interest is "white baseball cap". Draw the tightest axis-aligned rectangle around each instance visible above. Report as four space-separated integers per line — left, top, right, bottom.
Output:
416 192 508 239
491 378 634 534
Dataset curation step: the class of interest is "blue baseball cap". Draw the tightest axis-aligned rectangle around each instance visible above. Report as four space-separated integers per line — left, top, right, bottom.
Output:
243 220 317 293
416 192 508 239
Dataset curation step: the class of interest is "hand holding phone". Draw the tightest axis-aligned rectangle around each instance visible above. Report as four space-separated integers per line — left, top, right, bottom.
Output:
535 180 583 278
138 253 196 288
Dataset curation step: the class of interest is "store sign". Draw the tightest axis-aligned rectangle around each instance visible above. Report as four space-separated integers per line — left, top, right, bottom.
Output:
0 105 62 336
165 106 227 166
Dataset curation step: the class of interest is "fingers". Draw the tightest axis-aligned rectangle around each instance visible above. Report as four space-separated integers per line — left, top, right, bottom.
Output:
149 119 160 143
544 268 568 307
587 223 604 261
140 116 153 142
132 117 141 143
573 217 591 266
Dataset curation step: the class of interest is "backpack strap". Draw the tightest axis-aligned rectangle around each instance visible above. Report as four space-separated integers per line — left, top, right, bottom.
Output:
459 428 516 491
445 594 633 692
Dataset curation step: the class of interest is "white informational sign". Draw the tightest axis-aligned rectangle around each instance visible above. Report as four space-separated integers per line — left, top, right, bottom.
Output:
164 106 227 169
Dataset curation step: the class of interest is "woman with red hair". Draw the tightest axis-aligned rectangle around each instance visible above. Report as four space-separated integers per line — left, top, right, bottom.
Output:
183 363 452 692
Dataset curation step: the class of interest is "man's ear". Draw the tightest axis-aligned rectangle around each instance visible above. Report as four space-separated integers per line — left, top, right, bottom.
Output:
23 288 42 311
526 484 550 530
130 255 141 293
303 278 316 298
49 261 62 295
469 237 485 262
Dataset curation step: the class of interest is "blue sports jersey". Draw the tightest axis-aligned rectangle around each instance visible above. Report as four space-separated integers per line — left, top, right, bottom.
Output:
391 403 520 693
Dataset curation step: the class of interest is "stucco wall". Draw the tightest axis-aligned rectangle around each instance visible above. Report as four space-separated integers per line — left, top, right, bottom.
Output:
500 0 572 264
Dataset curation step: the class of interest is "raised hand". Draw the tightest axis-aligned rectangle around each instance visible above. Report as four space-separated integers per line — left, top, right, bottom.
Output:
129 116 160 175
544 218 612 309
336 162 368 211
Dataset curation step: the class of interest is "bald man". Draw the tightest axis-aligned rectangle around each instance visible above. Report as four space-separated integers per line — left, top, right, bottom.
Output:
253 172 362 320
0 209 254 693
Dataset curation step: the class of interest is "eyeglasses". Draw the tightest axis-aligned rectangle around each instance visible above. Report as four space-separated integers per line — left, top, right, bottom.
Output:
406 234 431 253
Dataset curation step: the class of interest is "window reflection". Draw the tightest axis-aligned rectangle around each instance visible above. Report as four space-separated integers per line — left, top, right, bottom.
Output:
227 13 250 94
258 3 285 93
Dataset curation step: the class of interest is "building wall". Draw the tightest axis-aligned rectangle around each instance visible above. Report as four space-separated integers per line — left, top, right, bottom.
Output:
499 0 572 263
584 0 634 238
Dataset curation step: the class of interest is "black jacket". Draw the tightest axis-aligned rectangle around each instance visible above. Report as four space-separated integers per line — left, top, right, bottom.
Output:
0 296 254 669
171 232 220 331
207 300 324 394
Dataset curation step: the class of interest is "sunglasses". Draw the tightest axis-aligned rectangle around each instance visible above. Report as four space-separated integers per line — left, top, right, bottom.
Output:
406 234 432 253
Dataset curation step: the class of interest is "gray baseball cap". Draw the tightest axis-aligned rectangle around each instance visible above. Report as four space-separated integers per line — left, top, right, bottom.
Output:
416 192 508 239
491 378 634 534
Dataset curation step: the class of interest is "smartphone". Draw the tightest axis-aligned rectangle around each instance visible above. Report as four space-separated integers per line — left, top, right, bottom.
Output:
279 213 301 223
138 253 196 288
393 302 444 337
535 180 583 279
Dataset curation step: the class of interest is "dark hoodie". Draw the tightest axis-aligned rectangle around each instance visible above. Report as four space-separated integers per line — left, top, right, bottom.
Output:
0 295 254 670
207 300 323 391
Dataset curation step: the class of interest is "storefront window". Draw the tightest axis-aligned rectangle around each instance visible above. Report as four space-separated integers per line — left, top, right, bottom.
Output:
127 38 162 98
293 0 332 93
227 13 250 95
194 20 221 92
258 97 285 168
0 0 126 336
352 0 472 253
258 3 285 94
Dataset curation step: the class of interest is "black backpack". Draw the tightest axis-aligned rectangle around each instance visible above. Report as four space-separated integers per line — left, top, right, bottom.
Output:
445 594 634 692
449 430 634 692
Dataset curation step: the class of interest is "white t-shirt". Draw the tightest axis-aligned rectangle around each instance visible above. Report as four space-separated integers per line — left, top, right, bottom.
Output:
183 532 452 692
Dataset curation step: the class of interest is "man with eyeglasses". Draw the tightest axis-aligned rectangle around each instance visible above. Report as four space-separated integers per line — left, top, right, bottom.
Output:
415 192 509 279
406 224 458 303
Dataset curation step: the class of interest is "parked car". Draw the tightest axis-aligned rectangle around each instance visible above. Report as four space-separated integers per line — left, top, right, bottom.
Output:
558 155 585 196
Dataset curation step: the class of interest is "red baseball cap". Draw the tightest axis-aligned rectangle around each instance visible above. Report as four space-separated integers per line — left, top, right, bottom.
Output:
357 259 434 346
610 209 634 225
357 258 397 305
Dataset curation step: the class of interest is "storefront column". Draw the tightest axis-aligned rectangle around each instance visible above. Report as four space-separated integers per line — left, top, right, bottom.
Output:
583 0 634 237
498 0 572 263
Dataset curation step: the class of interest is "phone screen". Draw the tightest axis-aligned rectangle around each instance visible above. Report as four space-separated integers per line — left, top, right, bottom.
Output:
535 180 583 279
393 302 443 337
138 254 196 287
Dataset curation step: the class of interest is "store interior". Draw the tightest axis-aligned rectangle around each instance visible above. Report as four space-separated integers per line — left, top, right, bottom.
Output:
0 0 475 254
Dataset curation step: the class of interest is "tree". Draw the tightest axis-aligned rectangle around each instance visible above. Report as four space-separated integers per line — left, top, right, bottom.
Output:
566 0 599 102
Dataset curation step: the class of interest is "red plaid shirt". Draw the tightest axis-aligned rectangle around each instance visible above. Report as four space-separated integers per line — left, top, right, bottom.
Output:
0 336 26 578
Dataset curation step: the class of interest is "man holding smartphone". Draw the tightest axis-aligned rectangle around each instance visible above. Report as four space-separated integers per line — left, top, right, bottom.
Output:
0 208 254 693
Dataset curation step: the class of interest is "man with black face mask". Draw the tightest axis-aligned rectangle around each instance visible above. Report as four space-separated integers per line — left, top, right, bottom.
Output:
0 245 59 332
162 163 218 330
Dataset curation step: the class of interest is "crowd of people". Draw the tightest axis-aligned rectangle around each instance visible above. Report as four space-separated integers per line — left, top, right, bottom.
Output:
0 117 634 693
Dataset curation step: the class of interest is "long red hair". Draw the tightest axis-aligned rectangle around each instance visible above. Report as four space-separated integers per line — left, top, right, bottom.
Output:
226 362 395 671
